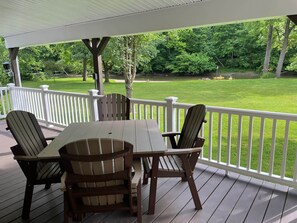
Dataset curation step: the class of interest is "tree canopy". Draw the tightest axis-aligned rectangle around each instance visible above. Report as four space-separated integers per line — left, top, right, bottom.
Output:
0 17 297 87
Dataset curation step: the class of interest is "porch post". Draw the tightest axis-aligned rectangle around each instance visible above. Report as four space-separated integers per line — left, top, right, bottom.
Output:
82 37 110 94
165 96 178 132
7 83 15 111
88 89 99 121
40 85 50 127
8 48 21 87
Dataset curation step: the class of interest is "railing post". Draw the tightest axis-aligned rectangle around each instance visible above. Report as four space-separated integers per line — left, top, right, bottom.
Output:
165 96 178 132
89 89 99 121
7 83 15 110
40 85 50 126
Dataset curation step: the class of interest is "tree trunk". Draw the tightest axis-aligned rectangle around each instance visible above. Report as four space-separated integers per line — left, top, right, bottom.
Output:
103 61 110 83
263 24 273 73
276 19 292 78
82 58 87 81
123 36 137 98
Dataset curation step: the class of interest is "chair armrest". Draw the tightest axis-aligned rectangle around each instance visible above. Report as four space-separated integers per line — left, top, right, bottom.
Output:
162 132 181 148
162 132 181 137
132 159 142 188
165 147 202 155
13 155 39 161
13 155 60 162
45 137 55 140
60 172 67 191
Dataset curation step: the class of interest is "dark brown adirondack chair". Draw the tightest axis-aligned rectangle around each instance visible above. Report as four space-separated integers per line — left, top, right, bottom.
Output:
59 138 142 223
98 93 130 121
143 104 206 210
6 110 63 220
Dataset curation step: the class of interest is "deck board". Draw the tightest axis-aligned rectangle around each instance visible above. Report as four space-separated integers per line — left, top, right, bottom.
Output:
263 184 288 223
155 164 209 223
1 120 297 223
208 174 250 223
245 181 275 223
190 171 239 222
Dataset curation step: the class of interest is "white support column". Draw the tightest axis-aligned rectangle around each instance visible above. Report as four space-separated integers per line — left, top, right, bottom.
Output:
7 83 16 110
165 96 178 132
15 56 22 87
89 89 99 121
40 85 50 126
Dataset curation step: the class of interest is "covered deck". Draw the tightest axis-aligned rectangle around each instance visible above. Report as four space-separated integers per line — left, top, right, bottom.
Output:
1 120 297 223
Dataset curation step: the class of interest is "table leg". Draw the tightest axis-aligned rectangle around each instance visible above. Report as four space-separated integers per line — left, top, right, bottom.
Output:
148 156 159 215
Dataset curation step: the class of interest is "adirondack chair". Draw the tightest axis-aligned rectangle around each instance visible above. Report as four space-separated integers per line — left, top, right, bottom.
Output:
142 104 206 210
98 93 130 121
59 138 142 223
6 110 63 220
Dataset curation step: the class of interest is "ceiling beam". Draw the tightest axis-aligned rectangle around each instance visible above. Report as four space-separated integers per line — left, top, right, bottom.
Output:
4 0 297 48
288 14 297 25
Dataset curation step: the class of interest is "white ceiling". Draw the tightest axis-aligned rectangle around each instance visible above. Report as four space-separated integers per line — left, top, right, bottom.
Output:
1 0 297 48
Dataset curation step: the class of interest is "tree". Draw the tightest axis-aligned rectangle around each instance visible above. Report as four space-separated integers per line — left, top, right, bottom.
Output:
71 42 91 81
263 22 274 73
122 36 137 98
120 34 161 97
0 37 9 85
102 38 122 83
275 19 295 77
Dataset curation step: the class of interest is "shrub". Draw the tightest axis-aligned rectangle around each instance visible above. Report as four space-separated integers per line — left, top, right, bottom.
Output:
261 72 276 79
166 52 216 75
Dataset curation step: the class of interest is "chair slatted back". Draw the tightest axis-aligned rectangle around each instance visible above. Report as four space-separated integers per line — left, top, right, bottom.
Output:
6 110 48 173
178 104 206 149
59 138 133 208
98 94 130 121
6 110 47 156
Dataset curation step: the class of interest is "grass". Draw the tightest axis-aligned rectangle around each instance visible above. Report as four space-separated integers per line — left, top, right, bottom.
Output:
23 76 297 114
22 76 297 178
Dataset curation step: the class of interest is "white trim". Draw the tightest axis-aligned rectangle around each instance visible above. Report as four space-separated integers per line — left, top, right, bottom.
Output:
5 0 297 48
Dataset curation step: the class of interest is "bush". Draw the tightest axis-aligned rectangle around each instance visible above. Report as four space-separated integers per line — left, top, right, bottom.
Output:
166 52 216 75
0 70 10 86
261 72 276 79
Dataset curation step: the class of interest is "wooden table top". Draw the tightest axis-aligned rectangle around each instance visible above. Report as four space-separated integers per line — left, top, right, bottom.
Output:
38 119 167 159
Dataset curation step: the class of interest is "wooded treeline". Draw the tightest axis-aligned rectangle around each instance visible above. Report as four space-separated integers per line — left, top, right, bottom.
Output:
0 18 296 86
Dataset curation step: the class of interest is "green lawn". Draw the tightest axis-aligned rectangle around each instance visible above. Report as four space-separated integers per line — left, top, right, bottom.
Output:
23 77 297 114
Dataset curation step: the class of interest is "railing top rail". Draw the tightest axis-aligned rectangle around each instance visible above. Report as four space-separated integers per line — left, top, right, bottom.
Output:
206 105 297 120
10 86 41 92
46 89 88 97
174 102 193 109
10 86 89 98
130 98 166 106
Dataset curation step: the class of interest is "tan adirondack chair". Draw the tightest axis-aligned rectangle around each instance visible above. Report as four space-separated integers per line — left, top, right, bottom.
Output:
142 104 206 210
59 138 142 223
6 110 63 220
98 93 130 121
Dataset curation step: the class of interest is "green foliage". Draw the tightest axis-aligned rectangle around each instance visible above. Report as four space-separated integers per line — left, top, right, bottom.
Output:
136 34 163 73
166 52 216 74
18 47 44 80
102 38 123 74
0 37 9 86
260 72 276 79
287 53 297 71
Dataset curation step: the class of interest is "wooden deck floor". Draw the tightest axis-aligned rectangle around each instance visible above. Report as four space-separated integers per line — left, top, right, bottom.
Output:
1 120 297 223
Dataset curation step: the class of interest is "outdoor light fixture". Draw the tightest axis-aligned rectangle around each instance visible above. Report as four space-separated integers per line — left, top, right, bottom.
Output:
2 62 14 77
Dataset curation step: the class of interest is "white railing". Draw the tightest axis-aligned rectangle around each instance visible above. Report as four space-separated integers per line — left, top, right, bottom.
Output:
4 84 297 188
0 86 12 118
